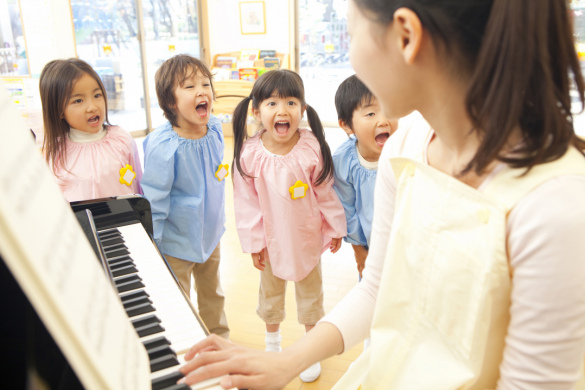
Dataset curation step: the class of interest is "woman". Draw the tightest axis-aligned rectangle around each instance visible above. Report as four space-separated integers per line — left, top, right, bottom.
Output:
179 0 585 389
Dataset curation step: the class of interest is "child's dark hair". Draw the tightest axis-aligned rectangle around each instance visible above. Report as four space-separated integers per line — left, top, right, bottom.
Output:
354 0 585 174
40 58 110 172
335 74 374 129
155 54 216 128
232 69 333 186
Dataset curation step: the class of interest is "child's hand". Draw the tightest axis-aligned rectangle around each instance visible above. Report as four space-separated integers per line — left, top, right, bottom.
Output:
252 248 267 271
352 245 368 278
330 238 342 253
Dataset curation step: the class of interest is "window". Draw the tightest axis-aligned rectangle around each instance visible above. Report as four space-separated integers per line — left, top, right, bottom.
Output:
70 0 201 134
0 0 29 76
298 0 351 125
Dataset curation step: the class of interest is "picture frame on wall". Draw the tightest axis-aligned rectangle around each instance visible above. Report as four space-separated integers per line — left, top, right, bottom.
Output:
239 1 266 35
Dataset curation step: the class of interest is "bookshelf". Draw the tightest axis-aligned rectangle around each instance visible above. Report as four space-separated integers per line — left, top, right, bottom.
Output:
211 51 289 136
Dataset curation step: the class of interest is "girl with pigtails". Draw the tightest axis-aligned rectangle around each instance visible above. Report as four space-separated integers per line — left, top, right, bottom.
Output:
180 1 585 388
230 69 346 383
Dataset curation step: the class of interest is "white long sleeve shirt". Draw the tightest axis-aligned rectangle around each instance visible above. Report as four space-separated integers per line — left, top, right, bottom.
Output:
322 125 585 388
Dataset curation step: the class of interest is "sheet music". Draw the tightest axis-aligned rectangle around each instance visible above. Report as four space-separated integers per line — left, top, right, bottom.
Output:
0 81 151 389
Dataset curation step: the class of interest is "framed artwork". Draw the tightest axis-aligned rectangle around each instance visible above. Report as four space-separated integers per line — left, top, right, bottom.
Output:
239 1 266 35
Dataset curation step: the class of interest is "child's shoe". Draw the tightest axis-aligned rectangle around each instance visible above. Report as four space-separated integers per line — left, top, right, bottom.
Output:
265 330 282 352
300 362 321 382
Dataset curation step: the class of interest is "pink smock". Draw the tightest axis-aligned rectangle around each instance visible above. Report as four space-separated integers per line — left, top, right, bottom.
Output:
53 125 143 202
233 129 347 282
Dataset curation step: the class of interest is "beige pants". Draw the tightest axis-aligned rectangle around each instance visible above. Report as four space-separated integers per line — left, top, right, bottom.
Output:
257 259 324 325
164 244 230 339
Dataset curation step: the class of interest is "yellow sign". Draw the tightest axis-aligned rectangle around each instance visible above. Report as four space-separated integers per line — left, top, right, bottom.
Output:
289 180 308 200
169 44 176 53
103 44 112 55
119 164 136 186
325 44 335 53
215 164 229 181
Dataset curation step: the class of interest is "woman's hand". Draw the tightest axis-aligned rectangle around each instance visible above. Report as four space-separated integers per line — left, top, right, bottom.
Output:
179 334 296 390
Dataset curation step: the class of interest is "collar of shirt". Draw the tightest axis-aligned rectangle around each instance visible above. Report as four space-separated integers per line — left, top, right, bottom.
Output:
68 126 107 143
356 142 378 170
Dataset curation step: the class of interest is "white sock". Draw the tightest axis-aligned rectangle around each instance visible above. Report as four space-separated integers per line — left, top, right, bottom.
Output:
265 330 282 352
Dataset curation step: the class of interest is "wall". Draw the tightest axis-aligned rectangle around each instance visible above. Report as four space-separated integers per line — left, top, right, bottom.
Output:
207 0 291 60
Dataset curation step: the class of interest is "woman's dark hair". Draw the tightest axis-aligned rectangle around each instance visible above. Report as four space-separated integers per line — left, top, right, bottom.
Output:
354 0 585 174
232 69 334 185
40 58 111 173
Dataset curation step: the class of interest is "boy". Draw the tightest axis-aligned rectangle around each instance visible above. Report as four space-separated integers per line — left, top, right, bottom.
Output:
141 54 229 338
332 74 398 278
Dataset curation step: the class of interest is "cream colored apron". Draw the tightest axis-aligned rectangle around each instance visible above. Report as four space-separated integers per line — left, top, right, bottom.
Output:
334 130 585 390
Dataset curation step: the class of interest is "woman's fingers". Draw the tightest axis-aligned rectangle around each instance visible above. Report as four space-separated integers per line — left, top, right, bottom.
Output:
180 348 254 385
186 358 290 390
184 334 230 360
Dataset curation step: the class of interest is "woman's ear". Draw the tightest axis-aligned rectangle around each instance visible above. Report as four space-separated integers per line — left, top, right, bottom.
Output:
392 7 423 65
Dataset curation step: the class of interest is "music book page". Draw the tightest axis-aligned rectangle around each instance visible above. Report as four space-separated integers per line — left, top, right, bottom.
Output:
0 81 151 390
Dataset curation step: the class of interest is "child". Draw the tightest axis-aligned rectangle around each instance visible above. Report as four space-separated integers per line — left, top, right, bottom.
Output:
39 58 142 202
231 69 347 383
332 74 398 278
140 54 229 339
180 0 585 389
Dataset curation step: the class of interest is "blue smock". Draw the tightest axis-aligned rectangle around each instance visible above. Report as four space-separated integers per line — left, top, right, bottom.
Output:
332 137 377 248
141 116 225 262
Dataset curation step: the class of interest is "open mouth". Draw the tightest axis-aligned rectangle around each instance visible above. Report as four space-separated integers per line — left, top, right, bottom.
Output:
196 101 208 116
375 132 390 147
88 115 100 125
275 121 290 134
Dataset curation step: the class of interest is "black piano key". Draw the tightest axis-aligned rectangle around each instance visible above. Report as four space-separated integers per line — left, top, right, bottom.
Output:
108 255 133 265
122 294 151 309
120 289 149 303
104 245 128 256
160 384 191 390
115 274 144 293
161 384 191 390
109 259 135 270
132 315 164 337
99 236 125 247
126 301 155 317
98 230 121 240
143 336 171 350
151 371 185 390
111 264 138 278
132 314 159 328
147 344 177 361
134 322 165 338
105 248 130 259
150 353 180 372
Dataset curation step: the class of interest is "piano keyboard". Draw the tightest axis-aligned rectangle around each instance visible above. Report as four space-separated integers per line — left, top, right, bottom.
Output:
98 222 226 390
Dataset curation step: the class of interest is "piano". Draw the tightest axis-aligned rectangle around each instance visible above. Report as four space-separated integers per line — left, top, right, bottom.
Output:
74 195 231 389
1 196 228 390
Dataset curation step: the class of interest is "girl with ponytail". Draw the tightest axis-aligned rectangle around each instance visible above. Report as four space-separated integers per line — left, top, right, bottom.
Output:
230 69 346 383
180 1 585 389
